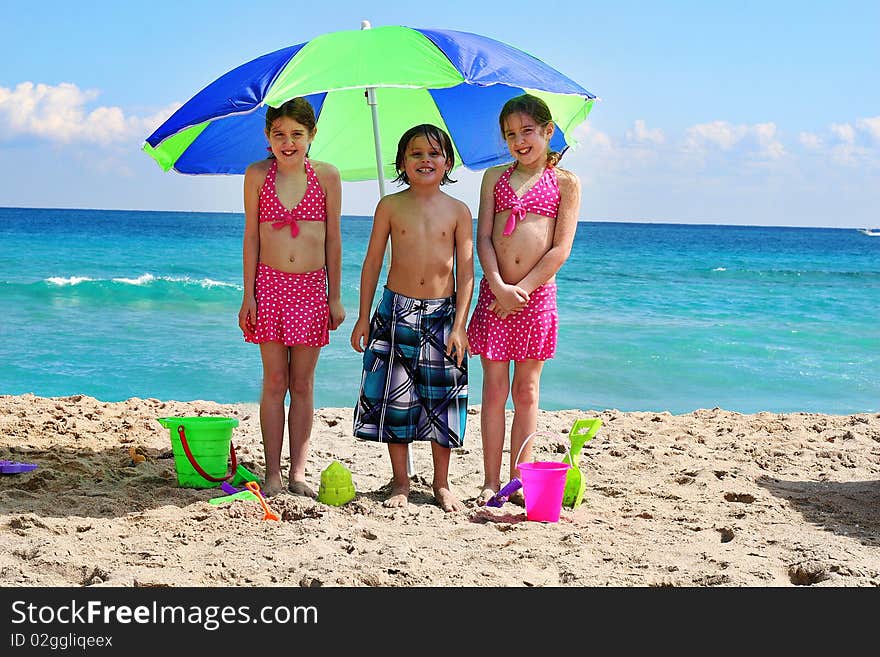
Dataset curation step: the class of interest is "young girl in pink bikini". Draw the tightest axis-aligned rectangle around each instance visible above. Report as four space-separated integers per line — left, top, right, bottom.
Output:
238 97 345 497
467 94 581 506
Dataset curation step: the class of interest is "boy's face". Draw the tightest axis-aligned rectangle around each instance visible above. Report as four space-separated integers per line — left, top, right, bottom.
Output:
401 134 450 186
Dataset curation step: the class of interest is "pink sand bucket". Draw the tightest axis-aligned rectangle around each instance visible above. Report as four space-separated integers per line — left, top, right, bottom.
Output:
515 431 570 522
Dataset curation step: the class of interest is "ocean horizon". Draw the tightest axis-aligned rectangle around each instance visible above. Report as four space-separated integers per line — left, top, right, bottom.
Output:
1 206 877 415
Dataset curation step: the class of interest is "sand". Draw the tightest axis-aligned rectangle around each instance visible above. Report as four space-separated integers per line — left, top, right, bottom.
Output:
0 393 878 587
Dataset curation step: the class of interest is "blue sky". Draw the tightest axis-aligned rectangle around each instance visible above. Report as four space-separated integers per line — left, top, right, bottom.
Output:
1 0 877 227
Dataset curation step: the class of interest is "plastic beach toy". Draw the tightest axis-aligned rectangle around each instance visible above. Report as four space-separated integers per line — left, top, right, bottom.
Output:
157 416 239 488
245 481 279 521
230 464 260 487
317 461 356 506
485 478 523 507
0 460 38 474
514 432 569 522
208 490 258 505
561 418 602 509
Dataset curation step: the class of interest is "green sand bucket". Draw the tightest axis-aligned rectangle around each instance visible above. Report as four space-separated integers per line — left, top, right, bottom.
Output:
562 418 602 509
158 417 239 489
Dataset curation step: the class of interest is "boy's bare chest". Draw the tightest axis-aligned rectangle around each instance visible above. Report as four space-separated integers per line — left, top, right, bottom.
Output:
392 214 456 242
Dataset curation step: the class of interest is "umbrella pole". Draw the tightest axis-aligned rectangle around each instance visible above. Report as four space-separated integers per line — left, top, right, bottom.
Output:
365 87 386 199
361 19 413 478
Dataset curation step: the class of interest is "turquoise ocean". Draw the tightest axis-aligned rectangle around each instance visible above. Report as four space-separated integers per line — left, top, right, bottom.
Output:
1 207 877 414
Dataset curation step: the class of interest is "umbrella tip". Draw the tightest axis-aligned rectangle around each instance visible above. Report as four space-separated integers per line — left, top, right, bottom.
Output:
360 19 371 29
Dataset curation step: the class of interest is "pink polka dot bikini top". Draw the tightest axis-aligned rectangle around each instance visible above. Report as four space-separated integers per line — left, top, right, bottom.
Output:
493 163 560 236
259 158 326 238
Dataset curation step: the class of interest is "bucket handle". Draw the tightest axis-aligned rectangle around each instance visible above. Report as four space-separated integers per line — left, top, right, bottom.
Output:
177 425 238 483
514 431 562 467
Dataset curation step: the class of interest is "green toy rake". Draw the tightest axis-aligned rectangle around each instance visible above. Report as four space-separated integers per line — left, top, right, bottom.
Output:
561 418 602 509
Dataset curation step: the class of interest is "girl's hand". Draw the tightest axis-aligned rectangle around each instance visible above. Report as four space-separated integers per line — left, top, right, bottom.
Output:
446 328 469 368
328 299 346 330
494 284 529 314
238 297 257 337
489 284 529 318
489 302 512 320
350 317 371 352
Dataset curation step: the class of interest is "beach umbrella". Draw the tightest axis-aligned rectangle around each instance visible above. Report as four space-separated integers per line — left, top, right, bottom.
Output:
143 22 597 196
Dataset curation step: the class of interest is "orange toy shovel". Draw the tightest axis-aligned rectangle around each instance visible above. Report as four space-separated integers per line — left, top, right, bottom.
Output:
245 481 280 521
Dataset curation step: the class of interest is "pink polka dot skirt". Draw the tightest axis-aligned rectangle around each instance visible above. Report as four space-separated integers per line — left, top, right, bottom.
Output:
466 278 558 361
244 262 329 347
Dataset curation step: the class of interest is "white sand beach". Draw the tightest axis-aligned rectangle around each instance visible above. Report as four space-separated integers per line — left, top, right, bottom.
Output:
0 393 878 587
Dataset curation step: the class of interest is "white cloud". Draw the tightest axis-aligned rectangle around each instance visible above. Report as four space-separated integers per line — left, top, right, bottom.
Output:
684 121 748 151
857 116 880 141
0 81 178 146
570 122 613 151
799 132 822 149
684 120 784 160
752 122 785 159
626 119 665 144
830 122 855 144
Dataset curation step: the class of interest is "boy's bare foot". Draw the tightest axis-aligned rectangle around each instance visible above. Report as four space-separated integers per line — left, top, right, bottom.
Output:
509 490 526 507
383 481 409 508
434 485 464 512
287 480 316 498
476 487 497 507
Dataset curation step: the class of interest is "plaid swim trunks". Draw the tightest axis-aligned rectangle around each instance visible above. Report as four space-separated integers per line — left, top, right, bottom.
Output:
353 287 468 447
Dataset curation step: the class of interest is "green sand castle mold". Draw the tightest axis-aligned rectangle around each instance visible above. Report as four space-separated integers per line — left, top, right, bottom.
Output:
317 461 356 506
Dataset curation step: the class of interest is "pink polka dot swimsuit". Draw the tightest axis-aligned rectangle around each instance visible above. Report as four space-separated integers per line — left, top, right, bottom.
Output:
244 158 330 348
258 158 326 238
494 163 560 236
244 264 330 348
466 163 561 361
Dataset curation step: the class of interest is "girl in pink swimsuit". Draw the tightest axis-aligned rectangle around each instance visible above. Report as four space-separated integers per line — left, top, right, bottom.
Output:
466 94 582 506
238 97 345 498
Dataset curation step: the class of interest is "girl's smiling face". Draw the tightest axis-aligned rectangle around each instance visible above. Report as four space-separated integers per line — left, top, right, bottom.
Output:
266 116 314 163
502 112 554 167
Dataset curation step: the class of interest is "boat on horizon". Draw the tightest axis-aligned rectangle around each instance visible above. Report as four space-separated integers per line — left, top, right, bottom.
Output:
857 228 880 236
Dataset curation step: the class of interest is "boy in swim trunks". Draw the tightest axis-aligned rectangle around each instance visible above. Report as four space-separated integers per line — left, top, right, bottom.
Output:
350 124 474 512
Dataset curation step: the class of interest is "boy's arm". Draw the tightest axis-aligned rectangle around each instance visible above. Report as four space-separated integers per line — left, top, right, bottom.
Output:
317 162 346 329
448 201 475 365
516 170 581 294
350 197 393 352
453 201 475 332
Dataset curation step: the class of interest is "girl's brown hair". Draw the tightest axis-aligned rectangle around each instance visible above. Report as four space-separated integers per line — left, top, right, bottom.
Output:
499 94 561 167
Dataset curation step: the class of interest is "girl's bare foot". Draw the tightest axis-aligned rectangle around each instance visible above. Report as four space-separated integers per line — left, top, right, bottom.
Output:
434 485 464 512
262 474 284 497
287 480 316 498
476 487 497 506
383 481 409 508
509 490 526 507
